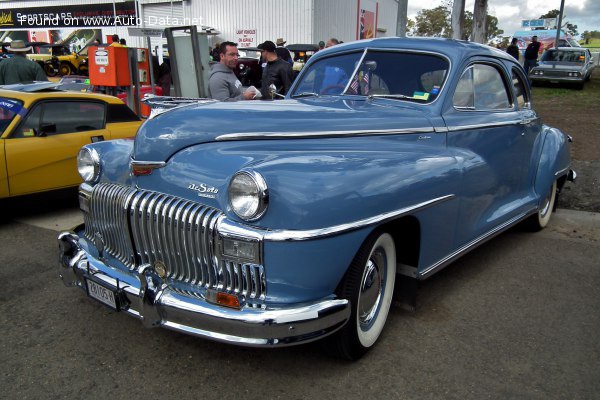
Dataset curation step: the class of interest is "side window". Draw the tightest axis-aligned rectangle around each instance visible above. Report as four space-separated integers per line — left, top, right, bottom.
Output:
453 64 510 110
41 101 105 135
511 68 530 109
453 67 474 108
13 101 106 138
15 105 42 138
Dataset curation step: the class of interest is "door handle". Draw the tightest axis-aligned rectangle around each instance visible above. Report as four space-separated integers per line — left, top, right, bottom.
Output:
91 135 104 143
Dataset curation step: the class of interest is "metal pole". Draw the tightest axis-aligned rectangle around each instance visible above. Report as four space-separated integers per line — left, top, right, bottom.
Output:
554 0 565 49
147 36 156 95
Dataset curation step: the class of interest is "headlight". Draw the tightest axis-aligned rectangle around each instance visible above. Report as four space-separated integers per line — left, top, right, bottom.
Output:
77 147 101 183
228 170 268 221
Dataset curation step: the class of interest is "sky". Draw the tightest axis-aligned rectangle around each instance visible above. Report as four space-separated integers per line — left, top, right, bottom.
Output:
406 0 600 38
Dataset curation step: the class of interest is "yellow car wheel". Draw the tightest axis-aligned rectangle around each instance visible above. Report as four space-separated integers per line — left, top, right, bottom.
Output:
59 63 72 76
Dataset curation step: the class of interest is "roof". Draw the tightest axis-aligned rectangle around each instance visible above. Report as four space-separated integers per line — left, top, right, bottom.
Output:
0 83 126 104
310 37 514 65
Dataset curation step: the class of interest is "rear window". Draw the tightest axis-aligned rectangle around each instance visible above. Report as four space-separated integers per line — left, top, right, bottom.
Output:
0 98 24 135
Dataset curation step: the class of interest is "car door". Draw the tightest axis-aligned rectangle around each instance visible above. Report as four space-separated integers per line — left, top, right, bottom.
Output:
5 99 108 196
443 61 537 245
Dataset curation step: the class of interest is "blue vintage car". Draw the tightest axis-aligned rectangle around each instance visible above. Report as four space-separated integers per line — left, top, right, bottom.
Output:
58 37 574 360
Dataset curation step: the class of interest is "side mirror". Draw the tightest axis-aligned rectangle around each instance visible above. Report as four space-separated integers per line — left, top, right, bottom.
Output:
39 123 57 136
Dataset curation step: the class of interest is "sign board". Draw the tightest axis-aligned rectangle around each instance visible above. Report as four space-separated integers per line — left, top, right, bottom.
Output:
521 18 557 29
95 49 109 66
235 29 256 48
128 28 164 37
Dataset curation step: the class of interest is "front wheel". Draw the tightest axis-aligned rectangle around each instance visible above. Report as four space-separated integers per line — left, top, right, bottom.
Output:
329 231 396 360
524 181 557 231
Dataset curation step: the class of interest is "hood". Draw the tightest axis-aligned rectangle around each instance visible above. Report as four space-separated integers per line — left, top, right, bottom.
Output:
209 63 234 78
133 97 435 162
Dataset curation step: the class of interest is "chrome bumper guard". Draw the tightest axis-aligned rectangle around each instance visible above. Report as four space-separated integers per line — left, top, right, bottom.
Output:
58 229 350 347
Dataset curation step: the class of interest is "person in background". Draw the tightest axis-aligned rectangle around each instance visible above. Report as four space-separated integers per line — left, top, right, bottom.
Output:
110 34 124 47
119 38 127 46
257 40 294 99
318 41 325 51
0 40 47 85
326 38 340 48
506 38 520 60
275 38 293 64
208 41 256 101
524 35 541 75
211 43 221 62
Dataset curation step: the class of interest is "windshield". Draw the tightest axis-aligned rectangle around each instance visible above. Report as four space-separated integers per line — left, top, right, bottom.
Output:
0 97 24 135
542 50 586 63
292 50 449 102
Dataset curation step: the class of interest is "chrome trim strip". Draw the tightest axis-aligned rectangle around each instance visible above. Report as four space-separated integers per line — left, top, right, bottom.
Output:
216 127 435 141
419 210 534 279
218 194 455 242
130 160 167 169
447 120 522 132
434 126 449 133
555 166 569 177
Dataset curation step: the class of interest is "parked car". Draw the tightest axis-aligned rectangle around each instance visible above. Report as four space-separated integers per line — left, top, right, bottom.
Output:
529 47 596 89
0 83 142 198
27 43 89 76
235 46 263 88
58 38 574 360
286 43 319 74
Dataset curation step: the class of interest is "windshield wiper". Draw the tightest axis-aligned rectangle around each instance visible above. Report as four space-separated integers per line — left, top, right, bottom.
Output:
292 92 320 98
368 93 418 101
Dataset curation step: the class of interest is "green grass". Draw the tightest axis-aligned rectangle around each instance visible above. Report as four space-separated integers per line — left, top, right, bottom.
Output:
531 68 600 106
579 38 600 49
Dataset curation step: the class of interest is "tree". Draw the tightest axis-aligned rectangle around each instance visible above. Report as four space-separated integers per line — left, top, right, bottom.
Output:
472 0 488 43
539 9 578 36
414 6 451 37
463 11 502 41
450 0 466 39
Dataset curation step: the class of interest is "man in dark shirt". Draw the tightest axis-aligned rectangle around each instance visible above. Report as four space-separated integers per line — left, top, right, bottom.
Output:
275 38 293 65
258 40 294 99
506 38 520 60
0 40 47 85
524 35 542 75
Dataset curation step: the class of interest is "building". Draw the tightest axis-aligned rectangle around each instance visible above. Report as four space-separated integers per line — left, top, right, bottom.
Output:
0 0 400 52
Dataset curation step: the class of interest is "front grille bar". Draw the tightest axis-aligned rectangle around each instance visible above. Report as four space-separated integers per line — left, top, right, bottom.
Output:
83 183 265 300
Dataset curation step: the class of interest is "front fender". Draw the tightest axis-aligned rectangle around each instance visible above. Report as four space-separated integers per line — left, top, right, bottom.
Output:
534 125 571 197
84 139 134 185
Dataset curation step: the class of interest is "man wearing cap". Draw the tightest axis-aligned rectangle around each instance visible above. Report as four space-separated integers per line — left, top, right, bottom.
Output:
318 41 325 51
275 38 292 65
0 40 48 85
258 40 294 99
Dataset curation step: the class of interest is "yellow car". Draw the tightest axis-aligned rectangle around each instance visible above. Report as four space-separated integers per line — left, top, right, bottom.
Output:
0 84 142 198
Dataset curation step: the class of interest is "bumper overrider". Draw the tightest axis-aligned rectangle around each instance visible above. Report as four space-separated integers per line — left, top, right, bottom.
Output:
58 228 350 347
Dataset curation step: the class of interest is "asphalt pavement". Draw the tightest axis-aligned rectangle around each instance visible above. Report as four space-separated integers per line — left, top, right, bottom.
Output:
0 193 598 399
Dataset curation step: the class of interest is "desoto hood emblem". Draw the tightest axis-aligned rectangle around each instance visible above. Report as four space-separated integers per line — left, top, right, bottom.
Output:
188 183 219 199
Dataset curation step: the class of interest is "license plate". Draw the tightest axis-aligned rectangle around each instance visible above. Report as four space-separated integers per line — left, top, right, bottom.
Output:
86 279 118 310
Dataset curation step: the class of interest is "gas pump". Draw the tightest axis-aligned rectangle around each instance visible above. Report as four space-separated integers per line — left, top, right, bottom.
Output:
88 46 158 117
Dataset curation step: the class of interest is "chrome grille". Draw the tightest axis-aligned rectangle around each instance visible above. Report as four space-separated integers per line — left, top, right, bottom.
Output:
83 183 266 300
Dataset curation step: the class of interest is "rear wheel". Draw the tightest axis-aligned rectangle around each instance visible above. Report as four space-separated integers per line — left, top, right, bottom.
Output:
329 231 396 360
59 62 72 76
524 181 557 231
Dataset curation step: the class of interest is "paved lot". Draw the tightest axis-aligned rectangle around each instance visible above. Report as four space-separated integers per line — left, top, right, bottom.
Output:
0 191 598 399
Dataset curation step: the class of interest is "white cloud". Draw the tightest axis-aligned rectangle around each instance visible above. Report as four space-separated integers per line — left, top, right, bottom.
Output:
406 0 600 38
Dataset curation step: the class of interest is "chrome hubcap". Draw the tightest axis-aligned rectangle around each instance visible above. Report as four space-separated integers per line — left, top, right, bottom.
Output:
359 249 384 329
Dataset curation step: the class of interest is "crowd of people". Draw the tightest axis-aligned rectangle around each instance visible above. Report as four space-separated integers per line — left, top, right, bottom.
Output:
208 36 339 101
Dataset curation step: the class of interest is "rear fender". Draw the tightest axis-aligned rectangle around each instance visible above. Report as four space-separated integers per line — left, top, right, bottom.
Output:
534 125 571 197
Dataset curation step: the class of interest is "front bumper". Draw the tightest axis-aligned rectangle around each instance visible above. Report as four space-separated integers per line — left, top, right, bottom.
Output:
58 229 350 347
529 75 584 84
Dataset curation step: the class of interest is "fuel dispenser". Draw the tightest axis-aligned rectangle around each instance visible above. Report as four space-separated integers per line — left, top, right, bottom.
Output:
88 46 157 117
